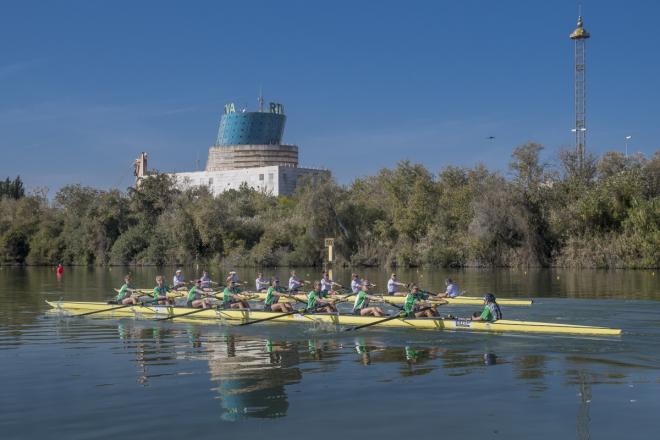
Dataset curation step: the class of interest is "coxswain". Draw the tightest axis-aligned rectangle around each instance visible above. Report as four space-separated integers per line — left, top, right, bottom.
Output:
403 285 438 318
222 282 250 309
320 271 338 297
255 272 270 292
435 278 462 298
471 294 502 322
307 281 337 313
352 283 385 316
173 269 185 290
200 270 213 290
152 275 172 305
113 275 137 305
187 280 212 309
263 279 294 313
288 270 304 292
387 273 407 296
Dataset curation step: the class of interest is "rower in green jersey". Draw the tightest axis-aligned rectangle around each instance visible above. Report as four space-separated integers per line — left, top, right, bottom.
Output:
222 283 250 309
152 275 173 305
264 278 294 313
402 285 439 318
307 281 337 313
187 280 212 309
113 275 138 305
352 283 385 317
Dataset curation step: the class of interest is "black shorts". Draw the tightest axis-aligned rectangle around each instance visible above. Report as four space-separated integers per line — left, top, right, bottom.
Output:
107 300 119 305
353 309 361 316
186 300 194 308
263 304 272 312
220 300 238 309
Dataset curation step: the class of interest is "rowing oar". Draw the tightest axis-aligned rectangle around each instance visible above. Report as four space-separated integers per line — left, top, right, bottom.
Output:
344 306 435 332
154 305 216 321
72 297 159 317
239 292 357 326
373 295 404 310
237 306 310 326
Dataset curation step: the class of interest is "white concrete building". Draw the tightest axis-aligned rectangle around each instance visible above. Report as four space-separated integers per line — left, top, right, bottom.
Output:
170 165 328 196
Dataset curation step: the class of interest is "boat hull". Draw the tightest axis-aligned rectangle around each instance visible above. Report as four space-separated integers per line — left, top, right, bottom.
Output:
45 301 620 336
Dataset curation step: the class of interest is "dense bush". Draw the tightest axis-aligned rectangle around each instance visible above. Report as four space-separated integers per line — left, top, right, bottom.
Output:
1 147 658 268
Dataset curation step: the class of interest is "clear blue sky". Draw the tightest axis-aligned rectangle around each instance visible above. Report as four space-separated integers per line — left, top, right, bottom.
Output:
1 0 658 194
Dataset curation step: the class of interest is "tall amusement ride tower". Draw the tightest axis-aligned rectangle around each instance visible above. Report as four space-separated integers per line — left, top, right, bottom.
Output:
570 15 590 165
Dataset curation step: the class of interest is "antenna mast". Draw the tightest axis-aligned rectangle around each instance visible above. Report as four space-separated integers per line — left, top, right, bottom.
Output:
570 11 590 168
258 86 264 112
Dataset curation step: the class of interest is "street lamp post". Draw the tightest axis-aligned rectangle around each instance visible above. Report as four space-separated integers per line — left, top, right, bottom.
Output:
625 135 632 157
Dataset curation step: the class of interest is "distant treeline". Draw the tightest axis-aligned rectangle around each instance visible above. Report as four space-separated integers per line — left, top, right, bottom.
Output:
0 176 25 200
1 144 658 268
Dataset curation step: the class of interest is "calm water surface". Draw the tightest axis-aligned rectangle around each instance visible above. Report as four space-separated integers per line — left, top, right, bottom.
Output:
1 267 659 439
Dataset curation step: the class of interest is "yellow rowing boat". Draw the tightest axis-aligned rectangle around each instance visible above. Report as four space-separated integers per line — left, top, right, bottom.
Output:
237 291 533 306
45 301 620 336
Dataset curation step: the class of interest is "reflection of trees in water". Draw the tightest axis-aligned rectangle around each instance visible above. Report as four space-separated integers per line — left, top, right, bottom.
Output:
513 355 548 395
206 335 303 420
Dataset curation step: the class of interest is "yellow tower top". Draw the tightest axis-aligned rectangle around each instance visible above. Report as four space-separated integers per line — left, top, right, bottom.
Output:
570 16 590 40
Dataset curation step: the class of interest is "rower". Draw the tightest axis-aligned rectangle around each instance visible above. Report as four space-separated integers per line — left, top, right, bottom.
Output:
113 274 137 305
471 294 502 322
350 273 363 294
435 278 462 298
387 273 407 296
288 270 304 292
307 281 337 313
187 280 211 309
226 270 240 286
200 270 213 290
255 272 270 292
403 285 438 318
352 283 385 317
263 279 294 313
173 269 185 290
152 275 172 305
320 271 338 297
222 282 250 309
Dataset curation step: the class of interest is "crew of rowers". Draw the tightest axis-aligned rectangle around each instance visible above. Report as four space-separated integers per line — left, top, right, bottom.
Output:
111 270 502 322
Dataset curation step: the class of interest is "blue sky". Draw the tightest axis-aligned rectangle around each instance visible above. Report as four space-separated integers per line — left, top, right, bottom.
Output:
1 0 658 194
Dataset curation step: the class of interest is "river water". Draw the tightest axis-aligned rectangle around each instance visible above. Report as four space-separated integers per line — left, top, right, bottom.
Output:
1 266 659 439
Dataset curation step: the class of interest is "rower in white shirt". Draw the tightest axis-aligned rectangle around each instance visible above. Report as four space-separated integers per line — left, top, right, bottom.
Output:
320 271 338 296
288 270 304 292
173 269 185 290
255 272 270 292
387 273 407 296
225 270 240 286
350 273 363 294
435 278 462 298
200 270 212 289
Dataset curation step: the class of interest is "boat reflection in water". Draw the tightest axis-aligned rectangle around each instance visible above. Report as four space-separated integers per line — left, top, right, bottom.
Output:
205 333 302 420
